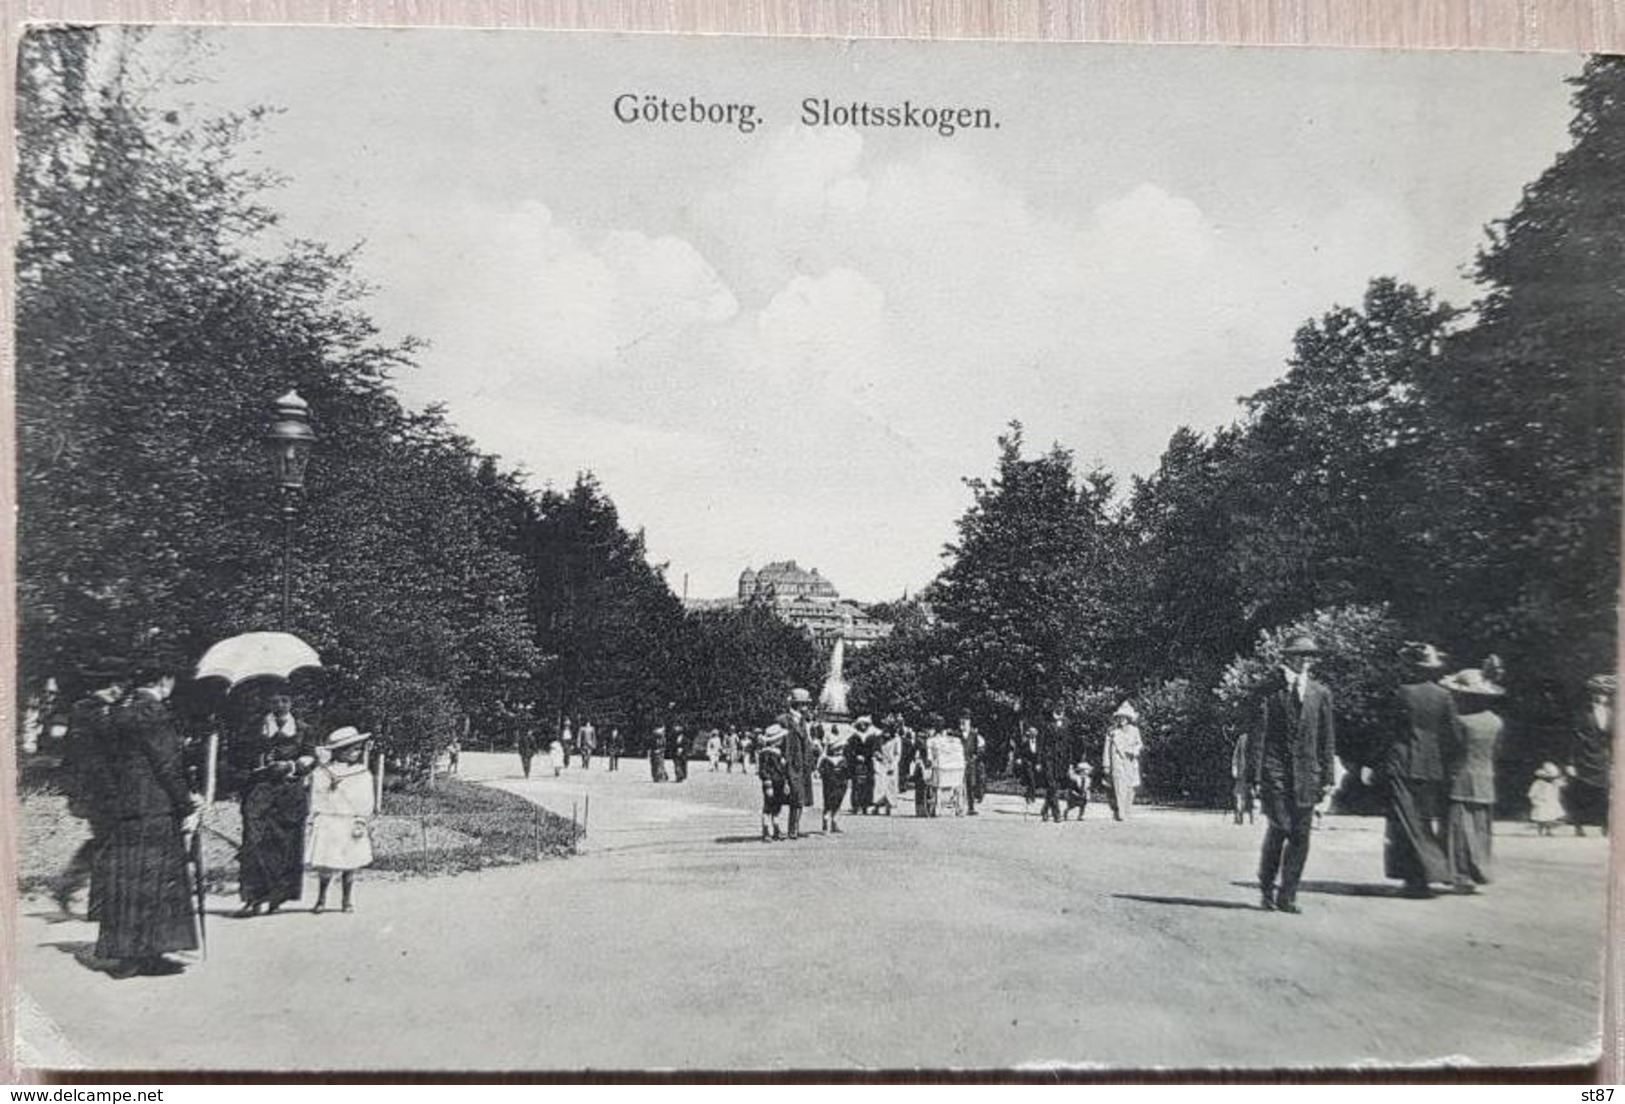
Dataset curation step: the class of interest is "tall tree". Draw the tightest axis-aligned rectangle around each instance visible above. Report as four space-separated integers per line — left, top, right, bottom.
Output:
524 475 685 733
927 423 1127 724
16 26 540 742
1417 56 1624 692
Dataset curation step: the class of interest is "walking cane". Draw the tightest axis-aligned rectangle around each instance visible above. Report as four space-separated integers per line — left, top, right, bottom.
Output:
190 730 217 961
189 815 208 961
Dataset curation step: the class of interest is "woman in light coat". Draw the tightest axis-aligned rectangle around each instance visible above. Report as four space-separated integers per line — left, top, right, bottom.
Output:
1440 664 1507 890
1103 702 1143 821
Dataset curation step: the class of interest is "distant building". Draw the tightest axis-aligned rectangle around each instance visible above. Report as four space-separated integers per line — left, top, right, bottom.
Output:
738 561 840 602
684 560 892 647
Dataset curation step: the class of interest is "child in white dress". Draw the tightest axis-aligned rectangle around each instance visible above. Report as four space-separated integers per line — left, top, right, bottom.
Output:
306 726 376 913
1527 761 1567 836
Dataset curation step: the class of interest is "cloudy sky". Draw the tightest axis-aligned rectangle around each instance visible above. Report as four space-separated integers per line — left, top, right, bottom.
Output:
147 29 1579 600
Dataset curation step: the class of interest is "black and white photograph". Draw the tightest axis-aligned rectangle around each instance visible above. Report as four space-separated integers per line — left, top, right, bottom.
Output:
9 22 1621 1073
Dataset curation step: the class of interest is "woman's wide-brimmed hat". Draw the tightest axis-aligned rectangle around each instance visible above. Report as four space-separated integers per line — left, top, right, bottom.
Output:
1586 673 1617 694
1112 701 1139 722
853 715 874 729
323 725 373 751
789 688 812 705
1439 668 1506 698
1399 640 1448 670
760 723 786 746
1535 761 1562 781
1282 635 1323 657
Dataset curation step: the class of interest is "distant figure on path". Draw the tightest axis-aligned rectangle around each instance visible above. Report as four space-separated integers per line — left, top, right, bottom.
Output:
1231 731 1253 825
707 730 723 771
560 719 575 769
1248 635 1337 914
1038 707 1072 823
1368 642 1453 898
1065 756 1093 820
670 723 691 782
1014 724 1041 809
928 724 966 817
1565 673 1614 836
957 710 983 816
778 689 816 840
1103 702 1143 821
909 725 933 817
94 660 200 976
848 722 874 813
1528 762 1567 835
579 720 596 770
548 733 565 777
870 717 899 815
649 726 668 782
1440 663 1507 891
516 709 537 779
306 726 375 914
817 721 850 833
607 726 622 771
757 724 789 841
444 738 461 776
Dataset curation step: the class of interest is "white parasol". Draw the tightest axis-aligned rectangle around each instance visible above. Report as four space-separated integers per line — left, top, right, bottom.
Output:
194 631 322 689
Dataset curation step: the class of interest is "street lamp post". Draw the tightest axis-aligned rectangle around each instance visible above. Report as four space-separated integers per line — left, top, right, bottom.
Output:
263 390 316 630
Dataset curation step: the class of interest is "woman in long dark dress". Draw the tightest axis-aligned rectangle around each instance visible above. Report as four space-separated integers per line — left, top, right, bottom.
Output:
94 668 199 976
234 693 316 916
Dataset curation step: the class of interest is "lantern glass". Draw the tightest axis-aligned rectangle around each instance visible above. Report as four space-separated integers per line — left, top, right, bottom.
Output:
271 437 314 489
263 390 316 491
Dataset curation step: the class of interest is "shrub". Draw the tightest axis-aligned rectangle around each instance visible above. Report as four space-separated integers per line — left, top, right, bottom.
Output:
1216 603 1409 776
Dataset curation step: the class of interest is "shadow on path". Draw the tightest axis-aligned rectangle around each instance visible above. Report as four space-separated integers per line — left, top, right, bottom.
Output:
43 940 134 979
1113 893 1263 911
1228 879 1407 898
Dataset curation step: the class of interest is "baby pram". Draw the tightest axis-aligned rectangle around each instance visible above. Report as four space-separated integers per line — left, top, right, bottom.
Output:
932 764 966 817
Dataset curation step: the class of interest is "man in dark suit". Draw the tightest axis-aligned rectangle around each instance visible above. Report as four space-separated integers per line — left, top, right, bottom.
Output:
1248 635 1337 914
53 657 127 916
1566 673 1614 836
1365 642 1453 897
777 689 816 840
1038 706 1074 824
957 710 984 816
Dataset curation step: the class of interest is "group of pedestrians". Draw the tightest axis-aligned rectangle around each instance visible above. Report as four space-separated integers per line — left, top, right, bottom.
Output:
56 654 201 978
515 714 624 778
1242 635 1614 916
1011 703 1143 823
55 657 380 979
746 689 1151 841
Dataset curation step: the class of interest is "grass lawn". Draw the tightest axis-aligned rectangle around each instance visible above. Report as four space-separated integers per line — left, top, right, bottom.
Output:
18 759 578 898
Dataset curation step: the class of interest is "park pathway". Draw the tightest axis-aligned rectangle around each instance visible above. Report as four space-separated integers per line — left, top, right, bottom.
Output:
13 752 1613 1073
458 749 757 857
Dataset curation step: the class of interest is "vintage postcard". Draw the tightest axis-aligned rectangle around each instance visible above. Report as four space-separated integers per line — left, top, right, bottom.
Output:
10 25 1620 1073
